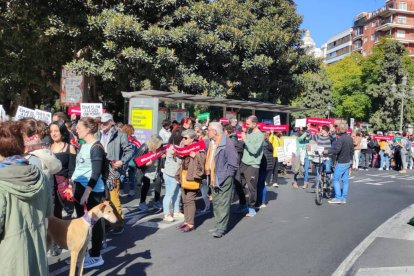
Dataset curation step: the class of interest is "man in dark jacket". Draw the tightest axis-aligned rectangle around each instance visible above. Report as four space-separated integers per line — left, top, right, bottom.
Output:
97 113 133 234
206 122 239 238
326 123 354 204
257 131 274 207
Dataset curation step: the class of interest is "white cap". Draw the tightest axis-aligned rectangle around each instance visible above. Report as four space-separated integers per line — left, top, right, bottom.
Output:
100 113 113 123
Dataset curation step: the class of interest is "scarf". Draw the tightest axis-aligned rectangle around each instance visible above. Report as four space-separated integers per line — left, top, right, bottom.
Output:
205 135 222 186
0 155 29 169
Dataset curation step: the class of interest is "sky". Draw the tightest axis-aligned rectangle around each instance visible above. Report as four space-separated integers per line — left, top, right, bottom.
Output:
294 0 385 47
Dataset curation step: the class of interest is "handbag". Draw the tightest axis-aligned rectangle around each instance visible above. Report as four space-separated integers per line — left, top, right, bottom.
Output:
55 175 74 202
181 170 201 190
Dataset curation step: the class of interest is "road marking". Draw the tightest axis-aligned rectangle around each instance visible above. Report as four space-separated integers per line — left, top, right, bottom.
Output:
363 183 384 186
355 266 414 276
49 246 116 276
354 178 374 183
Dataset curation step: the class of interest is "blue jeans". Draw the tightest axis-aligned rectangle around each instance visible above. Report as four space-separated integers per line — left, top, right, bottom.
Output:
257 170 270 206
379 150 390 169
316 158 332 181
304 157 310 182
333 162 350 200
162 174 181 215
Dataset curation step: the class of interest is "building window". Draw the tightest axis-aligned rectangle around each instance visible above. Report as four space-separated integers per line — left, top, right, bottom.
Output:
364 25 368 30
397 29 406 38
399 2 407 11
398 16 407 24
371 34 376 41
372 21 377 27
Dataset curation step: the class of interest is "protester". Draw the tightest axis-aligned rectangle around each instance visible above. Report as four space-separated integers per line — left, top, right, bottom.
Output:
162 136 184 222
176 129 206 232
269 131 284 187
327 124 354 204
399 131 410 173
136 135 164 211
257 131 274 208
360 133 370 171
169 117 192 145
352 131 362 170
71 117 107 268
310 125 335 187
206 122 238 237
49 121 77 256
159 119 172 144
0 121 52 275
238 115 264 217
119 124 141 197
97 113 133 234
378 138 391 170
292 128 311 189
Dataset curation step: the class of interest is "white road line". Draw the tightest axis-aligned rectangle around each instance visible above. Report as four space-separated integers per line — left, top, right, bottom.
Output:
363 183 384 186
49 246 116 276
355 266 414 276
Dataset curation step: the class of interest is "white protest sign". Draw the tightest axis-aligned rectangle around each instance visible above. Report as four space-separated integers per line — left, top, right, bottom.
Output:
0 105 6 121
350 118 355 130
277 147 285 162
81 103 103 118
295 118 307 128
15 106 36 120
35 109 52 124
273 115 281 126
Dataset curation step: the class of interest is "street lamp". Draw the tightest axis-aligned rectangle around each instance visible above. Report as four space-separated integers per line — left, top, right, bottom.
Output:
325 102 332 119
392 76 414 131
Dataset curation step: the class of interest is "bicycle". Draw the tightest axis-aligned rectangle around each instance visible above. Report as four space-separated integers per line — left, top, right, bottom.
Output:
312 151 333 205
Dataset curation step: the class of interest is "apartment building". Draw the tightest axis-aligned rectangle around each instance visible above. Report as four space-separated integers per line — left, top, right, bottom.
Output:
324 28 353 64
353 0 414 56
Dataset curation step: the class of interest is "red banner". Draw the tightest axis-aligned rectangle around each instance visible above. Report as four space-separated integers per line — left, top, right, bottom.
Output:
306 117 334 126
308 126 319 134
174 141 206 157
219 118 230 124
260 124 289 132
372 135 394 141
134 145 170 167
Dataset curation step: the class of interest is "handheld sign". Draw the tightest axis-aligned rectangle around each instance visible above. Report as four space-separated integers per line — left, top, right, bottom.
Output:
15 106 35 120
35 109 52 124
134 145 170 167
306 117 334 126
295 118 307 128
260 124 289 132
0 105 6 121
219 118 230 124
174 141 206 157
273 115 281 126
197 113 210 121
81 103 103 118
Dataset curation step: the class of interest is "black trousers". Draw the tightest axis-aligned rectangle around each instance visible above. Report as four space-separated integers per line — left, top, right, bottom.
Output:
140 176 161 203
271 157 279 183
233 167 246 205
240 162 260 208
74 182 105 257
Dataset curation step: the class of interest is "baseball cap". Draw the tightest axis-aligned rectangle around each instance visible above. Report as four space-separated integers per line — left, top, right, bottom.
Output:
101 113 113 123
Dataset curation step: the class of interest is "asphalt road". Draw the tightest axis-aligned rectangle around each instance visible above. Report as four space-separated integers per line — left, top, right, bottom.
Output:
48 169 414 276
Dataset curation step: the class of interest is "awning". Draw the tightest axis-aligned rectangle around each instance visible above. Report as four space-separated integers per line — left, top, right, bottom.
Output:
121 90 308 114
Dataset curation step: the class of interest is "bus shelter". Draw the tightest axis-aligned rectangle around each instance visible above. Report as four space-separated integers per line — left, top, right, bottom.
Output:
121 90 307 142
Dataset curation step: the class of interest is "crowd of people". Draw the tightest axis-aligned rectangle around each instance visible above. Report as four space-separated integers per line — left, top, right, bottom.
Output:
0 111 413 274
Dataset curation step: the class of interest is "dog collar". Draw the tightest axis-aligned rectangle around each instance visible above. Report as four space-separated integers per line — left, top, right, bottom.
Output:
82 212 98 225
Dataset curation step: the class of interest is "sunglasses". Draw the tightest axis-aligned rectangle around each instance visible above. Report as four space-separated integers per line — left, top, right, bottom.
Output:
182 137 190 140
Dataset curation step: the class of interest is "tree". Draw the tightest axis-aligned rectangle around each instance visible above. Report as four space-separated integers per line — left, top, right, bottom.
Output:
67 0 319 112
293 67 333 118
362 38 412 130
0 1 88 112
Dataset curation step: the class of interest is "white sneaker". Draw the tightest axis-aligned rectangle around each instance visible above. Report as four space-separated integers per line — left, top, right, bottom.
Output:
173 212 185 218
163 214 174 222
260 204 267 208
138 202 149 211
378 168 383 171
272 183 279 187
83 255 104 269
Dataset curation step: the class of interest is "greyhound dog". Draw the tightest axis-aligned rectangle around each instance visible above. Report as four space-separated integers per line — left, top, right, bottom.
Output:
47 201 117 276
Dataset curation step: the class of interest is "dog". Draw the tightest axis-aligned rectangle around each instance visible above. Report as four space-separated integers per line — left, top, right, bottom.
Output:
47 201 118 276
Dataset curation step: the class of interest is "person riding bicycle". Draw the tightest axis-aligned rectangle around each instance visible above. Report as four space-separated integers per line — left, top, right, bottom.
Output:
310 125 336 180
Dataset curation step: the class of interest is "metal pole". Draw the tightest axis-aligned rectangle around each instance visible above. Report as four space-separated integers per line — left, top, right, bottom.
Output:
400 96 404 132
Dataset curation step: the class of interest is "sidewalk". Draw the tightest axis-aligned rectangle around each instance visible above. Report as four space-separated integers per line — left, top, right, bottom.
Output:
333 204 414 276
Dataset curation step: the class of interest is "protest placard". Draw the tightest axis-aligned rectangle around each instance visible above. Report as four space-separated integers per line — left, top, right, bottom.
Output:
277 147 285 162
81 103 103 118
174 141 206 157
273 115 281 125
295 118 307 128
134 145 170 167
0 105 6 121
220 118 230 124
15 106 36 120
197 112 210 121
306 117 334 126
261 124 289 132
35 109 52 124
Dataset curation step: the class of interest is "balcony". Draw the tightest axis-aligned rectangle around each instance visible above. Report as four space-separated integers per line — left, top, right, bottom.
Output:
376 21 414 32
353 32 364 41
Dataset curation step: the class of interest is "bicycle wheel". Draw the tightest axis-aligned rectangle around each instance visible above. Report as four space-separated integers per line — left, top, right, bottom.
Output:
315 178 323 205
